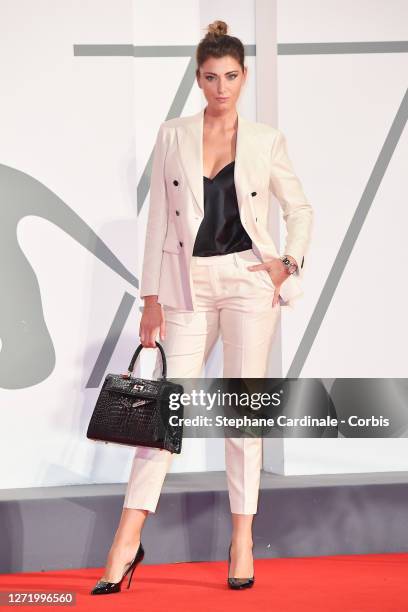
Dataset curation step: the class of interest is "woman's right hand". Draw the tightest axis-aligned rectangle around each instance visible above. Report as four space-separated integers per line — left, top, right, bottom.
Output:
139 298 166 348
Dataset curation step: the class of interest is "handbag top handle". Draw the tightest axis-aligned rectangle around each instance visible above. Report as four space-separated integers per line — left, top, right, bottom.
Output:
126 341 167 379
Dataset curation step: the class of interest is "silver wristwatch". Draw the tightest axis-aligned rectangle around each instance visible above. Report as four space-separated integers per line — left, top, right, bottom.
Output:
279 255 298 274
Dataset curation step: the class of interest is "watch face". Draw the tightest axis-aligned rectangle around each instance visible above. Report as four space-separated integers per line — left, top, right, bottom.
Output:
281 257 294 272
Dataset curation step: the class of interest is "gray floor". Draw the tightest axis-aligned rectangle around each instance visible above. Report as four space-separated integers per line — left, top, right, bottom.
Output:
1 470 408 574
3 469 408 500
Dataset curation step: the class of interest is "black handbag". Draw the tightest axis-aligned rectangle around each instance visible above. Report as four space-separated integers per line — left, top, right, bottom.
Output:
86 341 184 454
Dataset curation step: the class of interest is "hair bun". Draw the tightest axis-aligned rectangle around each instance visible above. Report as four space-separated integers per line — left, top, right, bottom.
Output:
207 20 228 37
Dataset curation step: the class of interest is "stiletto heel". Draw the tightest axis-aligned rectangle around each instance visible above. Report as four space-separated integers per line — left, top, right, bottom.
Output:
227 542 255 590
90 541 145 595
126 558 138 589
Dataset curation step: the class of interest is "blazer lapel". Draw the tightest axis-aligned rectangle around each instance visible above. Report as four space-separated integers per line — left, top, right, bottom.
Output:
176 106 253 218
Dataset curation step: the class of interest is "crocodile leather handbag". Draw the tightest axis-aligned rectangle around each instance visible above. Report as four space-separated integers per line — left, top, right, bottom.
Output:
86 341 184 454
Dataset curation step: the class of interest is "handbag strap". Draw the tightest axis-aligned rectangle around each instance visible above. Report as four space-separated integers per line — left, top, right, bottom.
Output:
126 341 167 379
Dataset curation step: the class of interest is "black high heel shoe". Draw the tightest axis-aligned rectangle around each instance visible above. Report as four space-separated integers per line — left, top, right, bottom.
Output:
90 542 145 595
227 543 255 590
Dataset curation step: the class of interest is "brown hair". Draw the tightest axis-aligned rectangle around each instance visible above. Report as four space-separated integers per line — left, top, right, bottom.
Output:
196 20 245 75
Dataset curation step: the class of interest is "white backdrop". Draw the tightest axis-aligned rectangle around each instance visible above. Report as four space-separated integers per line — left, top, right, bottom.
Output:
0 0 407 489
271 0 408 474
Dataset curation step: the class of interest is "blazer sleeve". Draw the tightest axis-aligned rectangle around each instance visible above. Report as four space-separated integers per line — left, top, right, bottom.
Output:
139 122 170 298
269 129 314 276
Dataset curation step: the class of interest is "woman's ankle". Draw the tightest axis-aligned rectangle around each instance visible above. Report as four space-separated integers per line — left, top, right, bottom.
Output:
231 536 253 547
110 539 141 559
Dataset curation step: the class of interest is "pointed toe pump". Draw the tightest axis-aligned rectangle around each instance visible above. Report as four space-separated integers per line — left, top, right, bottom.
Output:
90 542 145 595
227 543 255 590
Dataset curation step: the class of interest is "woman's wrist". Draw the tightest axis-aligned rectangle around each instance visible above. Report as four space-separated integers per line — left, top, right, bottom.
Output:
143 296 160 308
279 254 298 275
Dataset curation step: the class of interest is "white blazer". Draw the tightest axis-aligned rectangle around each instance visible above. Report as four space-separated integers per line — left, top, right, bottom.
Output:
140 106 314 310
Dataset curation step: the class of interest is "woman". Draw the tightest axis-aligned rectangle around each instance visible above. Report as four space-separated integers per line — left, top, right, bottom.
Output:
91 19 313 594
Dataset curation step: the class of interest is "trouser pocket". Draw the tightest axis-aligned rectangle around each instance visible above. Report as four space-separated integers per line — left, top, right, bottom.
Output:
234 250 275 289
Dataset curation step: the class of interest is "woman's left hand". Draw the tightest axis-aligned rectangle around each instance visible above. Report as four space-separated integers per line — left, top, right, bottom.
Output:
247 257 291 307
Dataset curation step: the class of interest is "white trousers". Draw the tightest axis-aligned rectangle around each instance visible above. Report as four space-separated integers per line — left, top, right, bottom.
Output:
124 248 281 514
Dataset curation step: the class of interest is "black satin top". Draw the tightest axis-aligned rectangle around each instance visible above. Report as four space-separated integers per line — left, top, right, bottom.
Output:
192 160 252 256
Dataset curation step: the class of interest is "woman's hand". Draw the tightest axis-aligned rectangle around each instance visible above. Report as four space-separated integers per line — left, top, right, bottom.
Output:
139 297 166 348
247 257 291 307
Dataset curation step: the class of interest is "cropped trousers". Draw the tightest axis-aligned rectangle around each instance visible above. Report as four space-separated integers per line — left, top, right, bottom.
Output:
124 248 281 514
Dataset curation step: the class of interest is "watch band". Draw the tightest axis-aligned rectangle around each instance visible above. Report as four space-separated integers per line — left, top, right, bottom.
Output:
280 255 298 274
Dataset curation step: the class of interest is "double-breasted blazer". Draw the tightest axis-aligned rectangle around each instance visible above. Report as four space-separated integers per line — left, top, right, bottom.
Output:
140 106 313 310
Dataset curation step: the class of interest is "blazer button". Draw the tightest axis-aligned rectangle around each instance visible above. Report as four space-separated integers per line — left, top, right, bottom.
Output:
251 191 257 197
179 241 183 247
175 210 180 215
173 179 179 186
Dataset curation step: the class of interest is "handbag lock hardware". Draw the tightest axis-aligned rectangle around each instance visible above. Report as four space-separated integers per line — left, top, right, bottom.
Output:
133 383 145 391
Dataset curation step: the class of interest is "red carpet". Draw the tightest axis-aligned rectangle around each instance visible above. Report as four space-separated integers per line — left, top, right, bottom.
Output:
1 553 407 611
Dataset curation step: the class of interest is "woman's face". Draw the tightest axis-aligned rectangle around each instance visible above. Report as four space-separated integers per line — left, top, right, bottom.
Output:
197 55 247 112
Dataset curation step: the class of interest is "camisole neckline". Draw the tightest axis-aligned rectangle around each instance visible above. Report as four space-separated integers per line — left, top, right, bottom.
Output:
203 160 235 182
